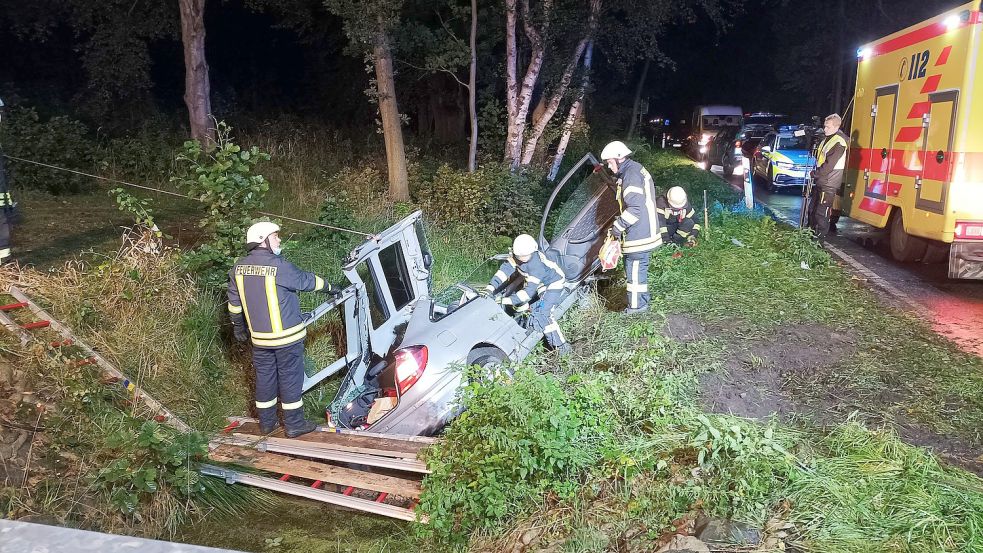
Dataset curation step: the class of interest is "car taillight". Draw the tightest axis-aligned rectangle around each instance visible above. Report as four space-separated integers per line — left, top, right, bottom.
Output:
954 221 983 240
394 345 428 394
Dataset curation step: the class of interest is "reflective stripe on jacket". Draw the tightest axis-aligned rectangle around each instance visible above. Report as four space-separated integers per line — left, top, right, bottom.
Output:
656 197 701 234
814 130 848 190
227 248 325 348
491 250 565 306
613 159 662 254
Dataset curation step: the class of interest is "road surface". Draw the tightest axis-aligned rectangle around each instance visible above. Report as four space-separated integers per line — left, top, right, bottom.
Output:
710 164 983 358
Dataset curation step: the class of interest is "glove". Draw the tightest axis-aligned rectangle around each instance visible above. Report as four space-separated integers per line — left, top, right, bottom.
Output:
233 324 249 343
514 302 530 313
609 226 623 240
479 285 494 297
685 236 697 248
323 284 343 297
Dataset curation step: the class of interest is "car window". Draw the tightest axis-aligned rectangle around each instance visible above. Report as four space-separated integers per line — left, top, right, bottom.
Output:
356 261 388 328
764 134 776 148
776 135 809 150
544 166 613 245
702 115 741 129
378 242 414 311
430 258 504 321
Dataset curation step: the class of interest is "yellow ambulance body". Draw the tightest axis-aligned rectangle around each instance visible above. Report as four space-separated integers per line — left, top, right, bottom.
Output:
844 1 983 278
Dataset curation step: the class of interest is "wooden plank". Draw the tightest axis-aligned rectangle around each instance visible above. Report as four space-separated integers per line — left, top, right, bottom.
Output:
6 286 191 433
232 421 431 458
208 444 422 498
213 435 430 474
200 464 424 522
226 416 439 444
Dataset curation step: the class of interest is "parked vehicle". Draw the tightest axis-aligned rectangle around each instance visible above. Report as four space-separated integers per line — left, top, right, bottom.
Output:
300 154 620 436
702 126 739 172
720 123 775 176
689 105 743 158
844 0 983 278
752 128 816 192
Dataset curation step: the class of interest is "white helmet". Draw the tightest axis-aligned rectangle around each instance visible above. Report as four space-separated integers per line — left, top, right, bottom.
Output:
667 186 688 209
512 234 538 257
600 141 632 161
246 221 280 247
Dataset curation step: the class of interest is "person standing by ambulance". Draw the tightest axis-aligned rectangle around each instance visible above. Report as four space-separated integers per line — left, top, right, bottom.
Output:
227 222 341 437
808 114 849 240
600 141 662 314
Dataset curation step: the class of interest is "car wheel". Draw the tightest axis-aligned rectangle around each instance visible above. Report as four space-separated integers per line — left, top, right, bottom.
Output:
889 210 928 262
467 347 511 380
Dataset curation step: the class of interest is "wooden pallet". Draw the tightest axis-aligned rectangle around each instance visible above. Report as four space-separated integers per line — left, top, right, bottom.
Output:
0 285 190 432
204 417 434 522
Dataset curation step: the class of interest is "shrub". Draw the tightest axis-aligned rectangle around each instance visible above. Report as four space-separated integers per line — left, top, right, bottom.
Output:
414 162 543 236
417 366 615 545
0 107 97 194
171 121 271 289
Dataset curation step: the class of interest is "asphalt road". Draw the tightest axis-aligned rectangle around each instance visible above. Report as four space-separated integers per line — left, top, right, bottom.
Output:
709 163 983 358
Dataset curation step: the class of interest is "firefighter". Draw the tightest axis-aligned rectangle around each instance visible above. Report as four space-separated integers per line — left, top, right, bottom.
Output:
808 114 849 240
486 234 571 354
658 186 700 246
227 221 341 437
0 98 13 265
601 141 662 314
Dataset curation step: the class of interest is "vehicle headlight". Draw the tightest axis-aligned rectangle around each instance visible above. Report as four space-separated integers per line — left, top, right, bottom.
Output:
699 146 708 153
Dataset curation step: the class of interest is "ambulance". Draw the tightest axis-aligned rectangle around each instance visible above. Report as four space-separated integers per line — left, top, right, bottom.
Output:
844 1 983 279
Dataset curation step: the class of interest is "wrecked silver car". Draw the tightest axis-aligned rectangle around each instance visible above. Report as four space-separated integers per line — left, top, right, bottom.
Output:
301 153 619 436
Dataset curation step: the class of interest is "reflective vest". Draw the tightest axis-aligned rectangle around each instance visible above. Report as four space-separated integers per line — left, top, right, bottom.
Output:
227 248 326 348
488 250 565 305
613 159 662 254
816 132 847 170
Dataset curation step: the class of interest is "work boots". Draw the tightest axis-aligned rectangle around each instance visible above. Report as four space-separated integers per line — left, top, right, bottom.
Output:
257 407 280 434
285 419 317 438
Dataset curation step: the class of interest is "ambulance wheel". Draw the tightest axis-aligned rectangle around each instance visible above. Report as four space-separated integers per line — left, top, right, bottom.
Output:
921 240 949 264
889 211 928 262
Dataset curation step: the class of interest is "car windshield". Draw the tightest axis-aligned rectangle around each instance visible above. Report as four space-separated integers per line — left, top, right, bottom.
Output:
703 114 741 129
777 135 809 150
542 162 613 245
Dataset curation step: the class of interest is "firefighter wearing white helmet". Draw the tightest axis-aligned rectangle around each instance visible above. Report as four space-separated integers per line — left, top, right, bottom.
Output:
657 186 701 246
601 140 662 314
486 234 571 354
228 221 342 437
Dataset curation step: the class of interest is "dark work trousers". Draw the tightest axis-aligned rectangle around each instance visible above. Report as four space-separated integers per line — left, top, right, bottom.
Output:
808 187 838 240
664 217 699 245
251 340 308 430
529 288 567 349
624 251 651 311
0 210 10 262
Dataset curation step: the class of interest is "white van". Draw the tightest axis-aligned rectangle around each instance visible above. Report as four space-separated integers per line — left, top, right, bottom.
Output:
690 105 743 153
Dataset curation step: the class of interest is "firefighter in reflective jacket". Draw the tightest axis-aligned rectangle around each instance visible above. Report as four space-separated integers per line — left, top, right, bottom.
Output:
808 114 849 240
658 186 700 246
227 221 340 437
486 234 571 354
601 141 662 314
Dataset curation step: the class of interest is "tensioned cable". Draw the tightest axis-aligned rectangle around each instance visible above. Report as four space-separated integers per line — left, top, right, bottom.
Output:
2 154 374 238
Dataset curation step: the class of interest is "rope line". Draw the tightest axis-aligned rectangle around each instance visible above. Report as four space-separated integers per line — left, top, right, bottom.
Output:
3 154 373 237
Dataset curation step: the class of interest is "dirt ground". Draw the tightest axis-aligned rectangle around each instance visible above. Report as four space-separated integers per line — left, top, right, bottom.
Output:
676 314 983 476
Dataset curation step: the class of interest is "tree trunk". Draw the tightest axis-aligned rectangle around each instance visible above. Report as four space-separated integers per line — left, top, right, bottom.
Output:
504 0 548 170
548 40 593 182
373 28 410 202
178 0 214 147
520 37 588 165
467 0 478 172
626 58 650 139
518 0 597 167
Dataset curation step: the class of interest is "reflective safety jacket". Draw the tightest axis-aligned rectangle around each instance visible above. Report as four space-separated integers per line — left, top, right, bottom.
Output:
487 250 565 306
656 197 701 236
612 159 662 254
227 248 326 348
0 153 12 210
814 130 848 190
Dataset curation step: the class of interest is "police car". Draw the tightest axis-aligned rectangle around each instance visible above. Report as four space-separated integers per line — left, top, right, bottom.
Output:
751 126 817 192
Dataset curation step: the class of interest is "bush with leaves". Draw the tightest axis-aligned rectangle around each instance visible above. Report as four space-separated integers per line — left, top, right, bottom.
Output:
414 162 543 236
417 366 616 545
0 106 97 194
171 121 271 289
